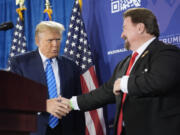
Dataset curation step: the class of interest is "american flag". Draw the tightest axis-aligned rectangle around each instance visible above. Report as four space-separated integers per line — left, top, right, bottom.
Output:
8 17 27 68
64 0 106 135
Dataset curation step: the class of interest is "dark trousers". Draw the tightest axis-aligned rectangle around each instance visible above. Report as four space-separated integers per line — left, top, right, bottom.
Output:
46 123 62 135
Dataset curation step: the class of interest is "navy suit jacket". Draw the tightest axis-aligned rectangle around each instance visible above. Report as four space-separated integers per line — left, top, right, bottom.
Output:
10 50 85 135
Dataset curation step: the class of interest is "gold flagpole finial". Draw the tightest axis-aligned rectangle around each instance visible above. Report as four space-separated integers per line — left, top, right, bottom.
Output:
16 0 26 21
44 0 53 20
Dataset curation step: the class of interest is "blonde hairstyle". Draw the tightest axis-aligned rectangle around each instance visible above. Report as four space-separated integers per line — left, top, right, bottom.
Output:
35 21 65 37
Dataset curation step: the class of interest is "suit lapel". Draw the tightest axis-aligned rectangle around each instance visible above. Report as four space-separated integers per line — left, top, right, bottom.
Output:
33 50 47 86
115 56 131 78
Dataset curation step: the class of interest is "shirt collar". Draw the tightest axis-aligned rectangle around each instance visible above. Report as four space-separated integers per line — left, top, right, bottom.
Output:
38 49 56 64
134 37 156 56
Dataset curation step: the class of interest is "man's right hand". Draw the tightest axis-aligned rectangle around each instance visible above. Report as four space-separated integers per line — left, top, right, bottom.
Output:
46 97 71 119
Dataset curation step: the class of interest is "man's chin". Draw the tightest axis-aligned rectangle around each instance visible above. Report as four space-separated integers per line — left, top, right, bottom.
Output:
49 53 59 58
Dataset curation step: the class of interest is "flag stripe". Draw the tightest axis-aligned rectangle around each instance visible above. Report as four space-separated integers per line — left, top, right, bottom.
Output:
82 67 106 135
97 108 107 135
89 66 99 88
80 74 105 135
89 110 104 135
81 69 96 92
85 112 96 135
86 126 90 135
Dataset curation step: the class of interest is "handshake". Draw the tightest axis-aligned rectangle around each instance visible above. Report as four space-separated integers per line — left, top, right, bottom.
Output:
46 96 72 119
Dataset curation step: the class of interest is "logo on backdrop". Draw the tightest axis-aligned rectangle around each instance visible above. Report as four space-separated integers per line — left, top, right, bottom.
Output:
111 0 141 14
107 47 127 55
159 34 180 48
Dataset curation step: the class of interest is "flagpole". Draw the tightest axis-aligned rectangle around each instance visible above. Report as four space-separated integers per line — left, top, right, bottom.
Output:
44 0 52 20
16 0 26 21
45 0 51 9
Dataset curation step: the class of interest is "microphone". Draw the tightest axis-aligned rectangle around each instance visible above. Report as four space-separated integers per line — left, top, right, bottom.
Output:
0 22 14 31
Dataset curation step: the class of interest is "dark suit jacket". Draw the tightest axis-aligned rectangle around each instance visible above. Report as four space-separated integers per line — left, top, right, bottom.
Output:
10 50 85 135
77 39 180 135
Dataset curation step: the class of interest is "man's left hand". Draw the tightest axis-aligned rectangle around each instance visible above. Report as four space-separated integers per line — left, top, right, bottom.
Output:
113 78 121 96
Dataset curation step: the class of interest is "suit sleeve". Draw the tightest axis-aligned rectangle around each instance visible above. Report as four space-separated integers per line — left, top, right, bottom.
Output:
128 46 180 96
9 56 23 76
77 61 126 111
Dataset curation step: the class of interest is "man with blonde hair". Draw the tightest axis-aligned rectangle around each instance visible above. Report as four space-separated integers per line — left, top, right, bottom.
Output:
10 21 85 135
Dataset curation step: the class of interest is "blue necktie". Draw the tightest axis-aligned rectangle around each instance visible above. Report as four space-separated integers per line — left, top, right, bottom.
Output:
45 59 59 128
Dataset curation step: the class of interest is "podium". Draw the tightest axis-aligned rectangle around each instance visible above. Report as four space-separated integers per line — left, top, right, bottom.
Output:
0 70 47 135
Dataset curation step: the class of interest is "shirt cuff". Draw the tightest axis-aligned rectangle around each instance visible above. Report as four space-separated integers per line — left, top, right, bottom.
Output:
120 75 129 93
70 96 80 110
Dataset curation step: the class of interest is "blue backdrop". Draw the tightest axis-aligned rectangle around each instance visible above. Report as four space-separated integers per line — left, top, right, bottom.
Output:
1 0 180 135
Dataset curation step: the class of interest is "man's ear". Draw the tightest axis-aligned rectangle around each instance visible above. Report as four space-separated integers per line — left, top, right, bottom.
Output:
137 23 145 34
35 36 39 47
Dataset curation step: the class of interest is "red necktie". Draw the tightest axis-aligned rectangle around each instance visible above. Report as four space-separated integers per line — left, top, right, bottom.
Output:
117 52 138 135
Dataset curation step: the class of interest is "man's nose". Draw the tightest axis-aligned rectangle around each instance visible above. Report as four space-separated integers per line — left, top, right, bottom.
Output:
121 32 124 38
51 39 60 46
